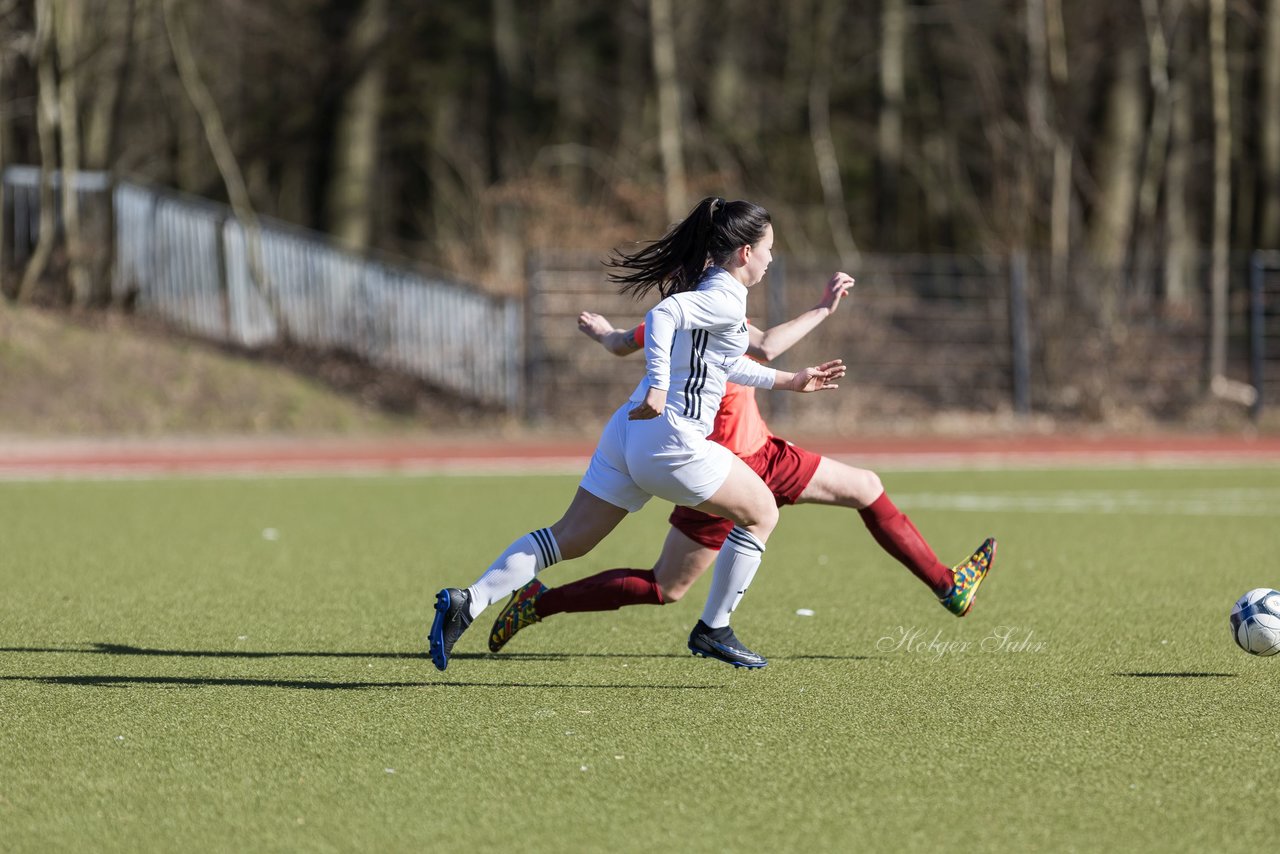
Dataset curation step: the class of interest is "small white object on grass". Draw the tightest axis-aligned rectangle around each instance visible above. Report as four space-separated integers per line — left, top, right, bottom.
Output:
262 528 280 541
796 608 815 617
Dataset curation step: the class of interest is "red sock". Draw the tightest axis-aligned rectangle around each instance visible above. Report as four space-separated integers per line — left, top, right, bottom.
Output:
859 493 953 596
536 568 665 617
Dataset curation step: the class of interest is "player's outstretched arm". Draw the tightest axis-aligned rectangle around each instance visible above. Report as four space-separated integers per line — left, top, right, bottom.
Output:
773 359 846 393
748 272 854 361
577 311 641 356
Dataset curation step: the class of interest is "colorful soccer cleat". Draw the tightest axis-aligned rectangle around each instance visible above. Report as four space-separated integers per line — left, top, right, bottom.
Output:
429 587 473 671
938 538 997 617
488 579 548 653
688 620 767 669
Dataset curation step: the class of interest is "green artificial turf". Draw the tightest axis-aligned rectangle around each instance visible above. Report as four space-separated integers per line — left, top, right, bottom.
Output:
2 465 1278 852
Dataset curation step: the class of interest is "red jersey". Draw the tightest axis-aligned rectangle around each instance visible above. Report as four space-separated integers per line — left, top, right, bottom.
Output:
633 323 772 457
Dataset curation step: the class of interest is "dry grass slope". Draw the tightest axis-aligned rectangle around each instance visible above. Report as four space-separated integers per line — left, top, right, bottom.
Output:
0 305 429 437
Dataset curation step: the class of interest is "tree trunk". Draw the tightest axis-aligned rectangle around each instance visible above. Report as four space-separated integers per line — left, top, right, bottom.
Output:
613 2 648 158
877 0 905 248
0 39 10 300
1164 10 1196 308
649 0 685 223
55 0 90 307
83 0 135 171
488 0 518 183
1025 0 1049 254
1259 0 1280 248
551 0 590 148
1134 0 1176 293
18 0 59 304
326 0 387 252
1045 0 1071 281
1208 0 1230 382
783 0 815 113
1086 42 1145 273
709 0 753 146
811 0 859 266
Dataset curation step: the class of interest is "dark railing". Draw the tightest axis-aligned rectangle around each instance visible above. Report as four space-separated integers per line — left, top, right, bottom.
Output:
524 250 1274 431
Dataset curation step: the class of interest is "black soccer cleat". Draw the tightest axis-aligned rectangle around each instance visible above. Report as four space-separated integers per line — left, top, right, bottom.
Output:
429 587 474 671
688 620 767 669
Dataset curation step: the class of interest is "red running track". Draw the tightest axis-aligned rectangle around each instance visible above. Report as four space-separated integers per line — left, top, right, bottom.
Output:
2 433 1279 478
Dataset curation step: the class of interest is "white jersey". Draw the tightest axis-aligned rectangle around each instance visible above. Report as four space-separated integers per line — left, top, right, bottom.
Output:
629 267 777 436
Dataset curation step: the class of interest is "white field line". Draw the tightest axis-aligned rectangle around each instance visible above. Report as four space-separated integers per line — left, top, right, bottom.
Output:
823 452 1280 472
896 488 1280 516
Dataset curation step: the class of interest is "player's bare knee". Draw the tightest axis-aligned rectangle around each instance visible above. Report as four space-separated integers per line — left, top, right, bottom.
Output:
657 581 687 603
740 501 779 539
858 470 884 505
763 502 780 534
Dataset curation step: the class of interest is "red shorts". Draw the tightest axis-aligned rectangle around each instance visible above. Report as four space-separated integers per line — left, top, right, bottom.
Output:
668 436 823 550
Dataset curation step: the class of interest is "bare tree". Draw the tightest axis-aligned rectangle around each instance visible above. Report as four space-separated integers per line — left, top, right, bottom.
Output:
1024 0 1050 253
326 0 387 252
649 0 685 223
1086 41 1145 277
1018 0 1074 293
82 0 136 171
0 3 20 300
708 0 751 144
1045 0 1071 272
17 0 58 303
1163 7 1196 307
160 0 286 338
811 0 859 266
1134 0 1178 294
1261 0 1280 248
1207 0 1230 384
877 0 905 249
54 0 90 306
487 0 518 184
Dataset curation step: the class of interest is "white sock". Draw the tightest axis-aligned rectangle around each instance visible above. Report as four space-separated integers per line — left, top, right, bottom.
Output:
465 528 561 620
700 527 766 629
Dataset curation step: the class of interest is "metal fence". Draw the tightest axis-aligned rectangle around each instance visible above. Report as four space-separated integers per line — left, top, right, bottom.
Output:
526 250 1276 431
1252 252 1280 418
3 167 523 410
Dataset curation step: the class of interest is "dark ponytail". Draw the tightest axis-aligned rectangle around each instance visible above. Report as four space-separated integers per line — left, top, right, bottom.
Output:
607 196 771 300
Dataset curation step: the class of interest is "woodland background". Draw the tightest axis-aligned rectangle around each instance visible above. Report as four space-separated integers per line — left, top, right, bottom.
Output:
1 0 1278 428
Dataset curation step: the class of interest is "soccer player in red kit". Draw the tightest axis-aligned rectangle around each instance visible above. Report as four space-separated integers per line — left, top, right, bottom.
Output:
488 274 996 655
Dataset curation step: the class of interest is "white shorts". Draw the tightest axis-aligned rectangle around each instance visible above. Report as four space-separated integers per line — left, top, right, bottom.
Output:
579 402 736 513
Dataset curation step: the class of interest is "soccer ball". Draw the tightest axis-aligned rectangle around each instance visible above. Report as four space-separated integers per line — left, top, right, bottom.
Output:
1229 589 1280 656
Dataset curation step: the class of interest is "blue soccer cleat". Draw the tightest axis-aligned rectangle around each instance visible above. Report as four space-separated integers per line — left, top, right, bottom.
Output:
429 587 473 671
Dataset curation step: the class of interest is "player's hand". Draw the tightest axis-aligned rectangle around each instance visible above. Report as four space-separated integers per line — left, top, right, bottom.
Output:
628 387 666 419
818 273 855 313
577 311 613 342
789 359 845 392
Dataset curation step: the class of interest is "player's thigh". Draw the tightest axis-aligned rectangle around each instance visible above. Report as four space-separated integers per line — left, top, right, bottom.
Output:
652 526 718 602
694 455 778 535
794 456 883 509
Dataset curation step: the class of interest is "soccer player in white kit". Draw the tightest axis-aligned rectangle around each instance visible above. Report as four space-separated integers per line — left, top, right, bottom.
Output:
429 197 846 670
